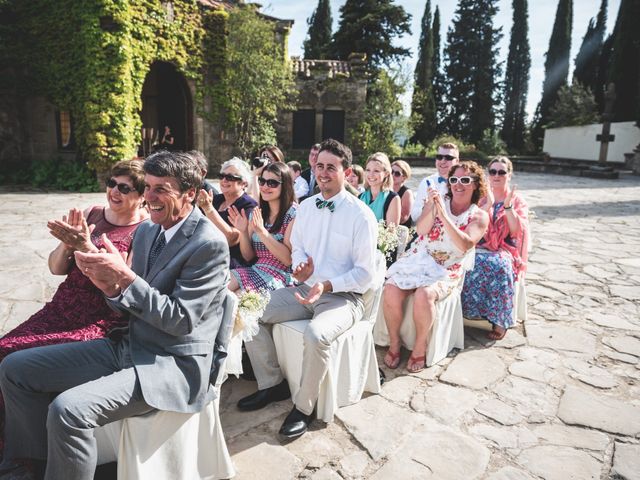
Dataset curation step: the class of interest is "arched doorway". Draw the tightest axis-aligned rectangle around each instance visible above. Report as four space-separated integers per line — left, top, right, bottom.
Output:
140 61 193 152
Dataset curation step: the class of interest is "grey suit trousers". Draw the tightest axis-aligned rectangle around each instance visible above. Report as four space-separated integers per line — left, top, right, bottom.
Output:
245 285 363 416
0 337 153 480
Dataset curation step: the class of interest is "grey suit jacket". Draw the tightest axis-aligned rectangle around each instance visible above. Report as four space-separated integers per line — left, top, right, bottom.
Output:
107 207 230 413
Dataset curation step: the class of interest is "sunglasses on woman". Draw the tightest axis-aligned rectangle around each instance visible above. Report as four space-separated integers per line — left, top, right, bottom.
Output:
218 173 243 182
107 178 134 195
488 169 508 176
435 154 456 161
257 177 283 188
391 170 404 177
448 176 476 185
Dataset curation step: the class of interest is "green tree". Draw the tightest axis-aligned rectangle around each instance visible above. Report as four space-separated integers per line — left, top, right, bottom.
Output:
501 0 531 152
331 0 411 75
441 0 503 144
531 0 573 149
546 83 599 127
573 0 607 103
607 0 640 122
432 6 446 136
350 69 406 157
410 0 436 145
224 7 296 156
303 0 332 59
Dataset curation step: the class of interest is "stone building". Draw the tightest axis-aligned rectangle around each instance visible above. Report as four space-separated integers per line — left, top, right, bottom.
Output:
0 0 367 178
277 54 368 158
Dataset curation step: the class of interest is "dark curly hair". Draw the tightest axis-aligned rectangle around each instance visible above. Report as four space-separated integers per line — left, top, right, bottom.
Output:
446 160 488 205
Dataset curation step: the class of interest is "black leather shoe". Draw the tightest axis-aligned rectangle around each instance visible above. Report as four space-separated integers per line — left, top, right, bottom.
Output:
237 379 291 411
279 406 313 438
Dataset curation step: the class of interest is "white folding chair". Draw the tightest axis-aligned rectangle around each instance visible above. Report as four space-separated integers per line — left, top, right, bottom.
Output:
95 291 238 480
271 254 386 422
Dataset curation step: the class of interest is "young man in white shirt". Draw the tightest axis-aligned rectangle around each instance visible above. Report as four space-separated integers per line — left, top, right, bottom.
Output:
410 142 460 222
237 139 378 438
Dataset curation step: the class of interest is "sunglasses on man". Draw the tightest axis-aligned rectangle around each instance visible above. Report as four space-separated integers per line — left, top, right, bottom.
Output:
107 178 135 195
391 170 404 177
435 154 457 161
488 169 508 176
257 177 283 188
218 173 243 182
448 176 476 185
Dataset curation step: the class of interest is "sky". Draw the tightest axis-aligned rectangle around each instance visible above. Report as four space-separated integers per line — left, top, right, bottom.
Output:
261 0 622 119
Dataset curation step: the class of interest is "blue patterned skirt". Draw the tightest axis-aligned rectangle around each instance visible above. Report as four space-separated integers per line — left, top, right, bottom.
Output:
462 250 515 329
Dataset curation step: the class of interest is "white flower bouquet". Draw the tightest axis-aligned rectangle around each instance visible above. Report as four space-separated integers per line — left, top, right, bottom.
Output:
377 220 399 261
233 289 271 341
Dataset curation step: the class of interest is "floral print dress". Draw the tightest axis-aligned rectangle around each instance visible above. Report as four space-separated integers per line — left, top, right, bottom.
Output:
386 200 478 298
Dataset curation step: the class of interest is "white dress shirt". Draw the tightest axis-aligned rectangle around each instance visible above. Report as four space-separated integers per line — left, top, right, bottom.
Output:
410 173 450 222
291 190 378 294
294 175 310 199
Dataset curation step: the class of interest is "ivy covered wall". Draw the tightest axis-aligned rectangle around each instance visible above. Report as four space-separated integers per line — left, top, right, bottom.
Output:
0 0 229 172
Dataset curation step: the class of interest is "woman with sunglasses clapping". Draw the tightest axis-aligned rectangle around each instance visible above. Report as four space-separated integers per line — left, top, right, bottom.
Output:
198 157 257 269
382 161 489 372
462 156 529 341
227 162 297 293
0 160 148 454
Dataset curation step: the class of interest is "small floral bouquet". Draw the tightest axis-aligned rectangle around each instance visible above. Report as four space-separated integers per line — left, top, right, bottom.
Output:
234 289 271 342
377 220 399 261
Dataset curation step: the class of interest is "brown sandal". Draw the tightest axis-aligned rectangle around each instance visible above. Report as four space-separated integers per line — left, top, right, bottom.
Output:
383 349 401 369
487 326 507 340
406 354 426 373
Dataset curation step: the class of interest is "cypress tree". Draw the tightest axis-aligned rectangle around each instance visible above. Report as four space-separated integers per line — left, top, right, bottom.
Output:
432 6 445 136
303 0 332 59
607 0 640 122
501 0 530 152
441 0 503 143
410 0 436 145
331 0 411 75
531 0 572 149
573 0 607 99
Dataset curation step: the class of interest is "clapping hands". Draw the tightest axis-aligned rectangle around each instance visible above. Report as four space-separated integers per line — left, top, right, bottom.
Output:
505 185 517 208
47 208 98 253
250 208 269 238
428 189 446 217
228 206 249 233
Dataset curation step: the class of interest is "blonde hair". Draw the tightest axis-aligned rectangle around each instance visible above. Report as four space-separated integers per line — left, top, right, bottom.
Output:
391 159 411 180
364 152 392 191
489 155 513 174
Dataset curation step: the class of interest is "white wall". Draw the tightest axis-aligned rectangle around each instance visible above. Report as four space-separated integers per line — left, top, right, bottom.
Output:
543 121 640 163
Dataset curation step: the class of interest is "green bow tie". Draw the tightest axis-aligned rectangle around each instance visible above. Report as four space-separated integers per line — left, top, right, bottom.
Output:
315 198 335 212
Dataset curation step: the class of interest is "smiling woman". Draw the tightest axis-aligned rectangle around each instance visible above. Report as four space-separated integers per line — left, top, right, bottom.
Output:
228 162 298 293
0 159 149 456
382 161 489 373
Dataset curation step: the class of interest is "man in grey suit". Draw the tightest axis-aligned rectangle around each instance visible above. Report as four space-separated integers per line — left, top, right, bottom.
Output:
0 151 229 480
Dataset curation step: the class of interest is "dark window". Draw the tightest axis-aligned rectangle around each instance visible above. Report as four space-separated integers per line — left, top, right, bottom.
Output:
55 111 76 151
322 110 345 143
292 109 315 149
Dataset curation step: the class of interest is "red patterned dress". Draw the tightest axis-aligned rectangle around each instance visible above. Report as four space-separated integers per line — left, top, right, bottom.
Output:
0 206 144 453
231 204 297 291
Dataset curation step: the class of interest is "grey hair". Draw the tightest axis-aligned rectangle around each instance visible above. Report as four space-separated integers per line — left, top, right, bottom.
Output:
144 150 202 192
220 157 252 184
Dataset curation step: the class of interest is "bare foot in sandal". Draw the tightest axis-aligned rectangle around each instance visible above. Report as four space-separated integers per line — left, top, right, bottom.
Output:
406 352 426 373
384 348 401 369
487 325 507 340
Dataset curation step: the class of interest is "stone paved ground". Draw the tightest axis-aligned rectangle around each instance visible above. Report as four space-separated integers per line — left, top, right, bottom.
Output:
1 167 639 479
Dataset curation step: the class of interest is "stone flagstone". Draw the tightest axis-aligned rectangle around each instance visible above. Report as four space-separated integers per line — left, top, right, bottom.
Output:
532 424 609 451
603 335 640 357
370 419 489 479
410 383 479 424
611 442 640 480
526 322 597 354
517 445 602 480
439 349 506 390
557 386 640 436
